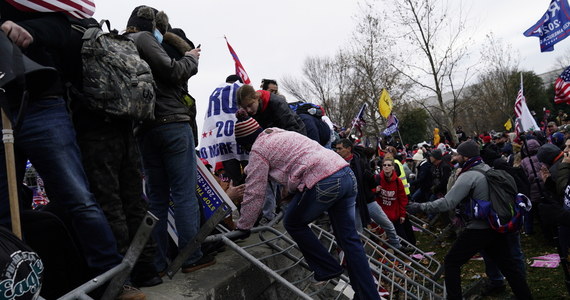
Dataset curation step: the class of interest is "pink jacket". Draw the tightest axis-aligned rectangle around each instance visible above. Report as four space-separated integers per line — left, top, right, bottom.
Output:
236 128 348 229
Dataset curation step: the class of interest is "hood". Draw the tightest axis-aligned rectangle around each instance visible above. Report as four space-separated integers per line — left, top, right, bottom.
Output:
522 139 540 156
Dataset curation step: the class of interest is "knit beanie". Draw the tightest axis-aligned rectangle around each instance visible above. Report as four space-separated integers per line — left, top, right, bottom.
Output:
457 140 480 158
482 135 492 144
235 116 263 147
412 149 424 161
127 6 156 33
537 143 562 165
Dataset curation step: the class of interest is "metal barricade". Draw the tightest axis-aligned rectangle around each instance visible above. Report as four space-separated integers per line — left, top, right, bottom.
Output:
58 212 158 300
208 213 446 299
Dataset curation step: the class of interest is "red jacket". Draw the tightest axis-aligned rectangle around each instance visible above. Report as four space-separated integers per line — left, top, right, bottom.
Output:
373 171 408 222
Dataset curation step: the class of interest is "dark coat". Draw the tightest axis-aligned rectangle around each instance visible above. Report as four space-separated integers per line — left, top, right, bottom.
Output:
254 93 307 135
298 113 330 146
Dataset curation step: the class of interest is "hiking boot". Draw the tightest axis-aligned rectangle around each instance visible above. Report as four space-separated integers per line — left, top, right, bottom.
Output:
181 253 216 273
116 285 146 300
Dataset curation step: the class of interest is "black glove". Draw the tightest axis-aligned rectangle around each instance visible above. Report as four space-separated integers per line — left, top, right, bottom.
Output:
406 202 423 214
229 229 251 241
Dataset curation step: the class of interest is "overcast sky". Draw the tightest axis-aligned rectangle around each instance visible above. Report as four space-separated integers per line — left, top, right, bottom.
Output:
93 0 570 136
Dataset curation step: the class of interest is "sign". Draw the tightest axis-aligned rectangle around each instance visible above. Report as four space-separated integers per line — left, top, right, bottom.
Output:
167 155 237 245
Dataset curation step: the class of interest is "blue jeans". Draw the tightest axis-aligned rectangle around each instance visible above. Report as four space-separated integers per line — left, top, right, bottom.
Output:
0 98 122 274
355 202 401 248
284 167 380 300
138 122 201 271
482 231 525 285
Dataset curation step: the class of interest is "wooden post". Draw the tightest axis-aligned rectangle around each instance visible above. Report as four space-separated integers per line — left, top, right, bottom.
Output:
2 109 21 239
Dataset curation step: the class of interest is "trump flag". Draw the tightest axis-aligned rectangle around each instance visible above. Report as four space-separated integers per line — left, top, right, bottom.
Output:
523 0 570 52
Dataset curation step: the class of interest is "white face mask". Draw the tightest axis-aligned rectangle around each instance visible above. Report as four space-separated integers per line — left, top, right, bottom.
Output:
153 29 163 44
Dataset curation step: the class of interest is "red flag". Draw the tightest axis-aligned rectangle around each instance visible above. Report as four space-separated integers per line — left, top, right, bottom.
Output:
224 37 251 85
555 66 570 104
6 0 95 19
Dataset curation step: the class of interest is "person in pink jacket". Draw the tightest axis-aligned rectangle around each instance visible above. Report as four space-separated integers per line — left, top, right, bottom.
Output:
234 115 380 300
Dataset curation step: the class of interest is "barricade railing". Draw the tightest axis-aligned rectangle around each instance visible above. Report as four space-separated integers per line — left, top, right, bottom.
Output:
58 212 158 300
201 210 447 299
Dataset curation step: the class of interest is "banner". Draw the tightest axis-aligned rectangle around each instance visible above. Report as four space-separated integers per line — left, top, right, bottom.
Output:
199 82 249 167
523 0 570 52
224 36 251 84
378 88 393 119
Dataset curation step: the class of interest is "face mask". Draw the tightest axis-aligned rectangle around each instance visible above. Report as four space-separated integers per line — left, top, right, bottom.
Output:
153 29 163 44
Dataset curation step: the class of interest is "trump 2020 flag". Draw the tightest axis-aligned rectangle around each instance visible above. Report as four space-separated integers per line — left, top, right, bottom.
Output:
555 66 570 104
523 0 570 52
224 36 251 85
382 113 399 136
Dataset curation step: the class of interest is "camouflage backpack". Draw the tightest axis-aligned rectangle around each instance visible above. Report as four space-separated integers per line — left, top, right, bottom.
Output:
80 20 156 120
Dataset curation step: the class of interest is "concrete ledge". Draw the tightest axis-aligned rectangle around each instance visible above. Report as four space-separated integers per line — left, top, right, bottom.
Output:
141 234 276 300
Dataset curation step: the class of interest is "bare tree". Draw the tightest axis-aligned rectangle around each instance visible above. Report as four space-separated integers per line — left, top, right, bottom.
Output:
390 0 476 144
460 34 520 132
281 1 411 139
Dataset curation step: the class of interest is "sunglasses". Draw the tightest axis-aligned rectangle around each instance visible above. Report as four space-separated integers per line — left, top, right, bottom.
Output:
382 164 393 167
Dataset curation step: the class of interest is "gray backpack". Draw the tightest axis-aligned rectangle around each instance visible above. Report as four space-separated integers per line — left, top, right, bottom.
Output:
80 20 156 120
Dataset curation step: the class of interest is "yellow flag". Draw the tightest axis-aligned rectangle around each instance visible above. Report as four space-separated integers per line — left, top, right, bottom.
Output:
378 88 393 118
504 118 512 131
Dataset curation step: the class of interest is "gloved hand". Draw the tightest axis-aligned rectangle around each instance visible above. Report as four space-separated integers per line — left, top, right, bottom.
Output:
406 202 423 214
229 228 251 241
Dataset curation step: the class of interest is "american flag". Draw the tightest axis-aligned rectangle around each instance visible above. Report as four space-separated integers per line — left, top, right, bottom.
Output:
6 0 95 19
224 37 251 85
351 103 367 138
514 88 524 118
514 82 539 132
555 66 570 104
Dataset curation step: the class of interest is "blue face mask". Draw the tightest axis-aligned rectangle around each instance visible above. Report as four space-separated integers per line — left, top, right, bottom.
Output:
153 29 163 44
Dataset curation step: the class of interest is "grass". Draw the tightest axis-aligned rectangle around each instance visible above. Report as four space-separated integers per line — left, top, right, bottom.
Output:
413 216 570 300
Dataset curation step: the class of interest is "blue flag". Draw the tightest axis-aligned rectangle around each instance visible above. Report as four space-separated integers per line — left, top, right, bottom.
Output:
524 0 570 52
383 113 399 136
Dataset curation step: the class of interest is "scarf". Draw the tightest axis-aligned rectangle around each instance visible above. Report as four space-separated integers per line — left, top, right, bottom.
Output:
258 90 271 113
457 156 483 177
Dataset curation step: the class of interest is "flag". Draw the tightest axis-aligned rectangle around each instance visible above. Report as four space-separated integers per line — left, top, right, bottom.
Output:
382 113 399 136
378 88 393 118
6 0 95 19
351 103 367 138
514 85 539 132
224 37 251 85
523 0 570 52
555 66 570 104
504 118 513 131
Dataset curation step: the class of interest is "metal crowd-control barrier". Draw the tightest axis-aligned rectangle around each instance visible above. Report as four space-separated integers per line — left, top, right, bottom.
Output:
407 213 440 238
57 212 158 300
206 211 446 299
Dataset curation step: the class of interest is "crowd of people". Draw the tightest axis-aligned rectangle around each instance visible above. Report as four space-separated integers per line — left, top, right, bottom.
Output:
1 2 570 300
